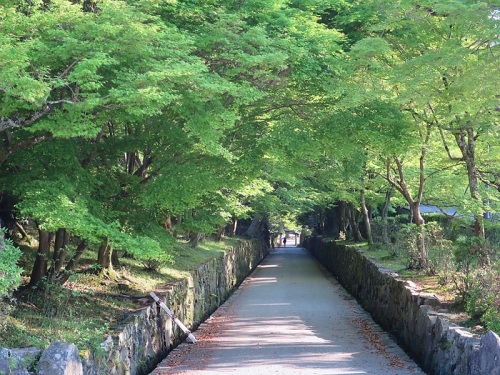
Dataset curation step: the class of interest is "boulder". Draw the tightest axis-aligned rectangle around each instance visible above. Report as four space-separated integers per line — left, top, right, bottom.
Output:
0 347 42 375
37 342 82 375
470 331 500 375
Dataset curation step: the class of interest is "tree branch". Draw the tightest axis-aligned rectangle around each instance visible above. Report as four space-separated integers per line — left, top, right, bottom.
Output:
439 127 462 161
426 162 463 180
46 100 77 105
58 59 82 79
8 133 52 154
0 105 53 132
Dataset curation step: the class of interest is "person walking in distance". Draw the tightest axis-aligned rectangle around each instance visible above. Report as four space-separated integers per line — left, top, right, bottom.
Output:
283 237 287 247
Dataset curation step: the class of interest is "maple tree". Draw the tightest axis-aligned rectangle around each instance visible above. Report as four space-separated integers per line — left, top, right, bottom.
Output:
0 0 498 287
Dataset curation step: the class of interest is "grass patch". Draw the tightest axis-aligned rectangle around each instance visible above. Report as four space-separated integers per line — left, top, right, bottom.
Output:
0 237 240 350
357 244 409 274
356 243 457 303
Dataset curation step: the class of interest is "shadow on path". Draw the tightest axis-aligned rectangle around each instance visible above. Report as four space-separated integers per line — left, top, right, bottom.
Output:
152 247 425 375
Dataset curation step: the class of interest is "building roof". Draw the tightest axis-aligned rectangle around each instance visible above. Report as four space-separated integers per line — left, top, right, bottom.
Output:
402 205 457 216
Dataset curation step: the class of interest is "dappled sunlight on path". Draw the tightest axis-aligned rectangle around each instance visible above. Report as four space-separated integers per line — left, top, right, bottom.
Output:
152 248 425 375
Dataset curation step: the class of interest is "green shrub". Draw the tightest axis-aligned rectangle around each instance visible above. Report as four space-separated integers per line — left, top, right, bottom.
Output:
453 236 492 273
424 222 453 277
371 215 408 254
0 228 23 299
390 222 453 276
459 261 500 332
483 306 500 333
393 223 420 266
0 227 23 333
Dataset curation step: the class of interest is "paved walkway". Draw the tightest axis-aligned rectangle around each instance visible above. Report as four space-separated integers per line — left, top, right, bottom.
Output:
152 247 425 374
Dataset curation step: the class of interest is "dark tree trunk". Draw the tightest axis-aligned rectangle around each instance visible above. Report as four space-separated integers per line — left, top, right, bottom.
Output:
360 173 373 245
111 249 120 267
189 232 204 247
48 228 69 281
337 201 347 240
125 151 135 174
244 213 263 238
215 226 225 242
347 203 363 242
355 210 364 241
97 239 112 271
133 150 153 178
324 206 337 236
319 212 325 235
29 229 51 287
57 240 87 285
381 189 392 245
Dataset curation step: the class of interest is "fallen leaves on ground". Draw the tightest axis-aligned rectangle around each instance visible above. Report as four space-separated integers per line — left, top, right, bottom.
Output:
157 309 235 373
353 317 408 369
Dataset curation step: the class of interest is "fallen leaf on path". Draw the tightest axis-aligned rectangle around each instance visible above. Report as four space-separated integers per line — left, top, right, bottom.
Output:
353 317 408 369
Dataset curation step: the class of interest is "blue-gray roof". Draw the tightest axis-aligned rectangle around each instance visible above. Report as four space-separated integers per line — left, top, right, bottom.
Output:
402 205 457 216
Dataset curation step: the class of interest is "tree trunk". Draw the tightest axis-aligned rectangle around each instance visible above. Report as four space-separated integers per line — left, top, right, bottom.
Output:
189 232 204 247
14 221 29 239
244 213 263 238
164 214 173 233
347 203 363 242
97 239 112 271
318 211 325 235
51 229 65 272
57 240 87 285
133 149 153 178
409 202 425 226
215 226 225 242
48 228 69 281
386 156 427 268
454 127 485 239
59 230 70 272
360 172 373 245
324 206 337 236
230 217 238 236
111 249 120 267
410 201 427 268
337 201 347 240
384 119 432 268
381 189 392 244
29 229 51 287
125 151 135 174
354 209 364 242
360 201 373 244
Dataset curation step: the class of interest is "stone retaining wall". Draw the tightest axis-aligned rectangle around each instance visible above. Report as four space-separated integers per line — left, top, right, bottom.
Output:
0 239 268 375
305 236 500 375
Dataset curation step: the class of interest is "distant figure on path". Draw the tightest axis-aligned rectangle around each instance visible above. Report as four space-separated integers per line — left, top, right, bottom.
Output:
283 238 287 247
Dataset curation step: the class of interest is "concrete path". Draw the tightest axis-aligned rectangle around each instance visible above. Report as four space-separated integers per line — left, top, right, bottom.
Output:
152 247 426 375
